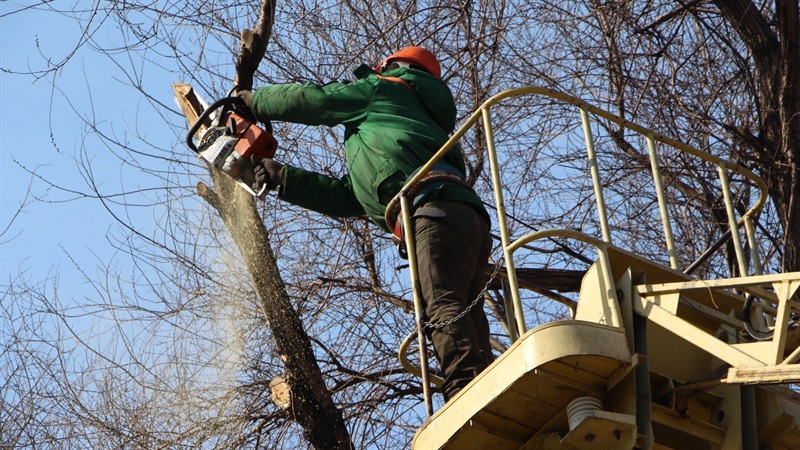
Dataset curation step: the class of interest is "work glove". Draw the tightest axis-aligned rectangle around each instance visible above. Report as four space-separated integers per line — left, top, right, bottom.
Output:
251 155 284 192
233 89 258 123
236 89 254 107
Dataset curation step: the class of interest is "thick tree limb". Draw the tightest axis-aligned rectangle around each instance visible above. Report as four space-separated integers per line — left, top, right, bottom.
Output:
711 0 800 272
172 1 353 445
234 0 276 91
174 84 352 449
488 267 585 293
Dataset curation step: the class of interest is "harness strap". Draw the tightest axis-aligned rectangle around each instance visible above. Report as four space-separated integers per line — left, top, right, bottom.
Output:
375 74 474 255
390 170 475 253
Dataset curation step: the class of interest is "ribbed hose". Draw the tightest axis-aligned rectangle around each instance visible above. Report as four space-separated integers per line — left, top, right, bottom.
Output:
742 295 773 341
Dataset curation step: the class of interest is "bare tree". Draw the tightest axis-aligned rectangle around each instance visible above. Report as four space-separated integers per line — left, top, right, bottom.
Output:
1 0 797 448
513 0 799 274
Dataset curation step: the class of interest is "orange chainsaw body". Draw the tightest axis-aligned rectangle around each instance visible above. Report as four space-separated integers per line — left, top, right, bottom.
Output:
186 95 279 198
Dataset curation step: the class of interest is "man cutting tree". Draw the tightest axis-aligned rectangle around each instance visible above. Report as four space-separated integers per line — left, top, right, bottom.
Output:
238 46 494 401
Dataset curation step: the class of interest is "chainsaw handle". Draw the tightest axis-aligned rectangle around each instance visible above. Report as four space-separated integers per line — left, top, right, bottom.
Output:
185 96 247 153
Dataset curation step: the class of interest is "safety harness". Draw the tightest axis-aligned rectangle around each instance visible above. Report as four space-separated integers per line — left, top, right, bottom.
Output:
387 164 475 258
374 73 476 257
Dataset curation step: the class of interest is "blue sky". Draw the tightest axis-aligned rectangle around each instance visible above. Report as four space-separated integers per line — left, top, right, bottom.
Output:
2 6 93 290
0 6 436 443
1 3 175 301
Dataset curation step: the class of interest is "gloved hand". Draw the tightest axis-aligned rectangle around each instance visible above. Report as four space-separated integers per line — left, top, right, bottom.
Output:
236 89 254 107
235 89 261 124
251 155 284 191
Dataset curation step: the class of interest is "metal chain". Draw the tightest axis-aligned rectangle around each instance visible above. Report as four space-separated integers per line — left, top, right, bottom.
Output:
422 257 504 330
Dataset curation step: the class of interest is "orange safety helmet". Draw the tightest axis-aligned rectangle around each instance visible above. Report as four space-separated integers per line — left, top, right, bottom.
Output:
376 46 442 79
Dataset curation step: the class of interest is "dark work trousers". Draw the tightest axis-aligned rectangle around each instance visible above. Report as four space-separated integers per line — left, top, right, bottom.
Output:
412 199 494 400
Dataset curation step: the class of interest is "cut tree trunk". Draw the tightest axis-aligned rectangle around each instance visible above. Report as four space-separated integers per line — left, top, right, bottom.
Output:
171 1 352 447
173 82 352 450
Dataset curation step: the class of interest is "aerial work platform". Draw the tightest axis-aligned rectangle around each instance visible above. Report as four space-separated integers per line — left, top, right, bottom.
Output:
413 320 634 450
411 243 800 449
388 87 800 449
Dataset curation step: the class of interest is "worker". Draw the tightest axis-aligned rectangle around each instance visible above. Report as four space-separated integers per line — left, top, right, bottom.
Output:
237 46 494 401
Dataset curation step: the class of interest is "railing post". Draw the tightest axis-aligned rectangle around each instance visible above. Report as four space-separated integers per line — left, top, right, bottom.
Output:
646 134 679 269
400 193 434 417
579 106 613 243
744 216 763 276
502 280 519 342
717 165 749 275
483 107 527 338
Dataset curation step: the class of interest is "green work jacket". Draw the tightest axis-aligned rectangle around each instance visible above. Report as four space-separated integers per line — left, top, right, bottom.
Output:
249 64 488 232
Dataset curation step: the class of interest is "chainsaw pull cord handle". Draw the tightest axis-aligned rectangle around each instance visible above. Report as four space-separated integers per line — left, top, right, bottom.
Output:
185 96 247 153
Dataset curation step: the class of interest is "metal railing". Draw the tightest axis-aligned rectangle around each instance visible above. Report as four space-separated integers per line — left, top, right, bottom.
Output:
386 86 770 416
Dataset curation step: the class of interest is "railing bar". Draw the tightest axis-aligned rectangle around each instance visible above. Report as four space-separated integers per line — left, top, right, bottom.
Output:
483 107 527 338
507 228 622 327
717 165 749 275
579 106 613 243
646 134 679 269
399 193 434 417
467 87 769 225
744 217 763 276
502 280 519 342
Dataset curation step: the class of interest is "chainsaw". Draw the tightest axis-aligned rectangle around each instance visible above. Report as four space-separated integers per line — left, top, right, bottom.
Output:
185 93 278 198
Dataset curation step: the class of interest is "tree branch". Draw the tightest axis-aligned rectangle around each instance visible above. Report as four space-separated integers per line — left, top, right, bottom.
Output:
234 0 276 91
173 6 353 442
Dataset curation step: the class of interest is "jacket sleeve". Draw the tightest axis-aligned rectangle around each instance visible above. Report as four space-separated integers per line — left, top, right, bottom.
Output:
250 80 374 127
279 165 366 218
